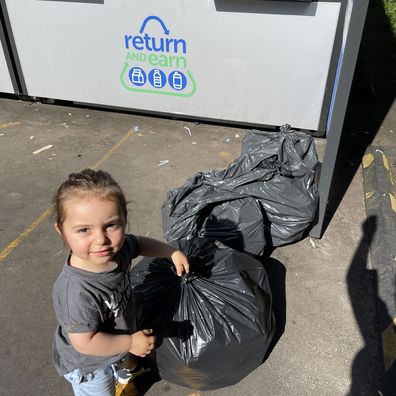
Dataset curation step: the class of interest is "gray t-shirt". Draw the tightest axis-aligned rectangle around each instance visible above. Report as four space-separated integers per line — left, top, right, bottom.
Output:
52 234 140 376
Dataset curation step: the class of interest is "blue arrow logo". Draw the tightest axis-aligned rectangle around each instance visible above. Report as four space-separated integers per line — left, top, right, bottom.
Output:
139 16 170 35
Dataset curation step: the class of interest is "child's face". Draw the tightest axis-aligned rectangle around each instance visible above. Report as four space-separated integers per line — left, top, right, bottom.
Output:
56 195 126 271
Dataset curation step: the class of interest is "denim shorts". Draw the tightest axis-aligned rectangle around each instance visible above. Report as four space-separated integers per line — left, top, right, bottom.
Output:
64 365 116 396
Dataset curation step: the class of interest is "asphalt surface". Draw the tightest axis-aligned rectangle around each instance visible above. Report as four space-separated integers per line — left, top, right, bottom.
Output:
0 96 394 395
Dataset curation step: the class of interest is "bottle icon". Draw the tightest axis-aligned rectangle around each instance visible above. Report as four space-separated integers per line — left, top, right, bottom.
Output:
153 70 162 88
172 72 182 90
148 69 166 88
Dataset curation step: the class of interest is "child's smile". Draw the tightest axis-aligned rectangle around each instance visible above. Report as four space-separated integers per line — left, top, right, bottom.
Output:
56 195 126 272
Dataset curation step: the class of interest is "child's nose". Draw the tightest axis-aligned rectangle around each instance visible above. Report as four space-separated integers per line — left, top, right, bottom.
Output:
95 230 109 244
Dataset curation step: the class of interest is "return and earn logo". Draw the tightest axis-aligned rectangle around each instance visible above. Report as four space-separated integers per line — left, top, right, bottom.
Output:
120 15 197 97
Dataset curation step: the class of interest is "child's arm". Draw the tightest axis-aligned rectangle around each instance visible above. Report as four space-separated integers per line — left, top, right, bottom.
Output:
68 329 155 357
137 236 190 276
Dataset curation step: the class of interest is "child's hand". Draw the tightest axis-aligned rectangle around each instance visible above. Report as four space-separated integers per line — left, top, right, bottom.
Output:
171 250 190 276
129 329 156 357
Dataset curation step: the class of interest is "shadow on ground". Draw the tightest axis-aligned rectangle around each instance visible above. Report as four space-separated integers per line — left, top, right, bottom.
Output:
262 257 287 362
347 216 389 395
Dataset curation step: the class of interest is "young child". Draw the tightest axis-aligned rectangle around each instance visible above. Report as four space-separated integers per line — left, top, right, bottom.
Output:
51 168 189 395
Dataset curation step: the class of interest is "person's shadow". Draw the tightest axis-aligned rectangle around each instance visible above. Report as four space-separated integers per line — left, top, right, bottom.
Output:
348 216 394 395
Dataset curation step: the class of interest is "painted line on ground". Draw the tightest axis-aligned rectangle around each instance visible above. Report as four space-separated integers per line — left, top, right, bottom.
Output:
0 121 21 129
0 128 135 263
382 317 396 371
362 146 396 382
0 207 53 262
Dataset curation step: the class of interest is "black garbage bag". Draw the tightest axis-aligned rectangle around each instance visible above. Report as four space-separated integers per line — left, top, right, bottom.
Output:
162 126 318 252
199 198 266 255
130 238 275 391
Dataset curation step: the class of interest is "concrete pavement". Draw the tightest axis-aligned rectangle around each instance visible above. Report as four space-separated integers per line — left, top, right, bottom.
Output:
0 96 391 395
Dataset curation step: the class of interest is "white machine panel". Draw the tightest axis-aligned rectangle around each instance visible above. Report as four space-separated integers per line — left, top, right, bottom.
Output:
5 0 341 130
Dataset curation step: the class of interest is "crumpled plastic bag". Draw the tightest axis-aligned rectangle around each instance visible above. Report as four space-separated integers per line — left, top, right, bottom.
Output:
162 126 318 253
130 238 275 391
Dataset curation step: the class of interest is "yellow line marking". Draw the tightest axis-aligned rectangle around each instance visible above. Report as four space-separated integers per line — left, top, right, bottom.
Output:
0 121 21 129
362 153 374 168
188 393 201 396
382 317 396 370
90 128 135 170
0 129 135 263
390 193 396 213
382 153 390 171
365 191 374 200
0 207 53 262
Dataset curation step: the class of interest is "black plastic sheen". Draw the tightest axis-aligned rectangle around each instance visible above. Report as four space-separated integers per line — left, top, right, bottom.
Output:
162 128 319 254
130 239 275 390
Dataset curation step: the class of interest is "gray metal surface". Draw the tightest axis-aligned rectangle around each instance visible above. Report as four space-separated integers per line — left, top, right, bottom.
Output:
310 0 369 238
0 18 14 93
4 0 340 131
0 0 26 95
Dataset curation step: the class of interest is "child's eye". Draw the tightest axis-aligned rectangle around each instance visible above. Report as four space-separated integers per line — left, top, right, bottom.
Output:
107 223 120 230
78 228 89 233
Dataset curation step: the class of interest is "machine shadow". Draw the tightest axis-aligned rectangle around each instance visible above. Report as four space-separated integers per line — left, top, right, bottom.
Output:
321 1 396 234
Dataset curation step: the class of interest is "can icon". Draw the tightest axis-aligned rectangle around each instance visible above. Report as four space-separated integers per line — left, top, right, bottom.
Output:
168 71 187 91
172 72 182 90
